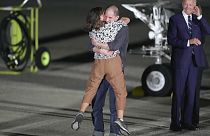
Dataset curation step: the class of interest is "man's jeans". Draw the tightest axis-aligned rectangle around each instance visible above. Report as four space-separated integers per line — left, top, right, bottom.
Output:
92 79 120 135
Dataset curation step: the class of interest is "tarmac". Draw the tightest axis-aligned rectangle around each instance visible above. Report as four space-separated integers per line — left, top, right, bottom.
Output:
0 59 210 136
0 0 210 136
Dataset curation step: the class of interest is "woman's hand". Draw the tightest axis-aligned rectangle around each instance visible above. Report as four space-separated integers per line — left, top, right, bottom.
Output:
120 17 130 25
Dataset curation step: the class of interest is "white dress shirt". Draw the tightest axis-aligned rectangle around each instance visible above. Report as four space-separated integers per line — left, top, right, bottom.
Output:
182 11 202 47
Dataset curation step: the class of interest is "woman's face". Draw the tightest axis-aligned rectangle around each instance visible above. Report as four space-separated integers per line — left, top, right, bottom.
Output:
100 12 106 21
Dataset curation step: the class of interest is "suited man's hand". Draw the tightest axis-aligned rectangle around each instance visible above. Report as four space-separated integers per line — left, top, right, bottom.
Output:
189 38 201 46
193 6 202 16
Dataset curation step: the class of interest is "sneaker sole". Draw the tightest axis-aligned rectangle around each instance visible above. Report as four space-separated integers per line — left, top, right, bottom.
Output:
71 120 79 131
119 128 130 136
114 122 130 135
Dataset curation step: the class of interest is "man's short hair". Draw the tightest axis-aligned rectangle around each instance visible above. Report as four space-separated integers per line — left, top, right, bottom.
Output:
106 5 119 16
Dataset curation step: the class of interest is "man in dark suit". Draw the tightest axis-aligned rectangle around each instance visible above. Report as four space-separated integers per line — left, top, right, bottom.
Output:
167 0 210 131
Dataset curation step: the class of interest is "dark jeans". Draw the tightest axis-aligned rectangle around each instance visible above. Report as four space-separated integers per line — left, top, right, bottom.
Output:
91 79 119 134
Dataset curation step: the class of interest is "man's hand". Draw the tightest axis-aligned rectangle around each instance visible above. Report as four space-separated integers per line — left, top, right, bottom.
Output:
189 38 201 46
91 38 110 50
99 49 114 55
193 6 202 17
92 47 113 55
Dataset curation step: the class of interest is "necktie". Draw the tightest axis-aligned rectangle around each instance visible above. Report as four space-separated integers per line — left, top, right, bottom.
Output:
188 15 192 37
188 15 194 54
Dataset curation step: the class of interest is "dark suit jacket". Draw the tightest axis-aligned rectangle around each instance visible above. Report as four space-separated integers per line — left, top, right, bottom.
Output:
167 13 210 69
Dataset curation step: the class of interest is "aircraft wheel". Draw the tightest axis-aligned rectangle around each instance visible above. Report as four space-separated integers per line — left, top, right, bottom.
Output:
141 64 172 96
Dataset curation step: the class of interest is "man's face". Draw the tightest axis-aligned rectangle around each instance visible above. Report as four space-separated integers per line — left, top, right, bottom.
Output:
182 0 196 15
105 9 119 22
